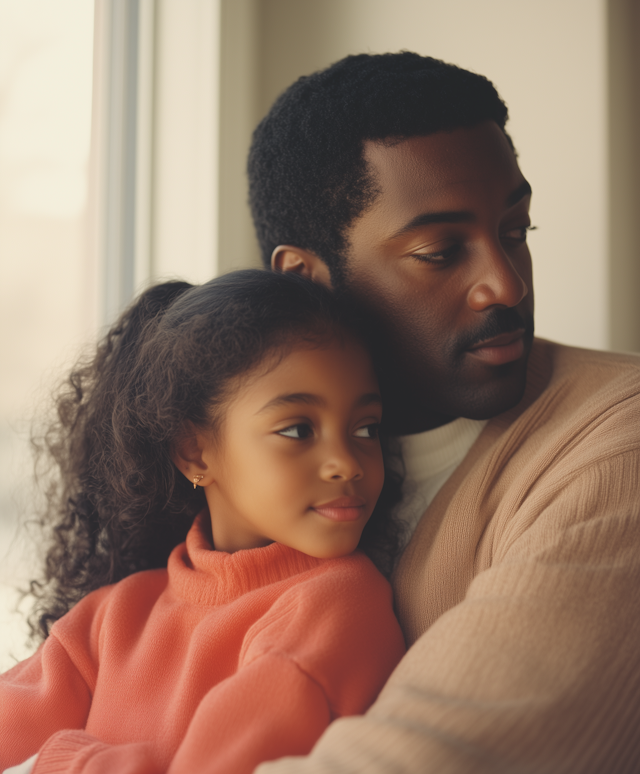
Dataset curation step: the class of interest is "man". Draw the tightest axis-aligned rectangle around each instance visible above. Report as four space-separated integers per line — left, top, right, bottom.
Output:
248 53 640 773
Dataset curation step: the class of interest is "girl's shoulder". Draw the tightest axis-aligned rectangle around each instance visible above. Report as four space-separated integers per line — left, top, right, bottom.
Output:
240 551 405 711
246 550 398 648
50 567 170 643
301 549 392 593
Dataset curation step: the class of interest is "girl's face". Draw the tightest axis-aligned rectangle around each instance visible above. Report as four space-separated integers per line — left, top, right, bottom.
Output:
199 336 384 558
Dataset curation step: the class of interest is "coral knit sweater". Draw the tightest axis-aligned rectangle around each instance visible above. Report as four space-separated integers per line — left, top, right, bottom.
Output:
0 513 405 774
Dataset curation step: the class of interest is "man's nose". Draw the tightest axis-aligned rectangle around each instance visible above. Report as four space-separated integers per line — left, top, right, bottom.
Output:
319 439 364 482
467 241 529 311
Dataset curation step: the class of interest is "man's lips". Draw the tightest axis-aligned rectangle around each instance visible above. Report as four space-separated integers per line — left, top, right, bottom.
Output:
466 329 525 365
312 496 366 522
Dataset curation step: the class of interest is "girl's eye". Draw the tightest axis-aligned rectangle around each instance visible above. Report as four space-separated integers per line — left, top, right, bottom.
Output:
277 424 313 439
354 423 380 439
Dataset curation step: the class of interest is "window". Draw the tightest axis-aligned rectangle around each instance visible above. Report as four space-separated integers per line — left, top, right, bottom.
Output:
0 0 95 670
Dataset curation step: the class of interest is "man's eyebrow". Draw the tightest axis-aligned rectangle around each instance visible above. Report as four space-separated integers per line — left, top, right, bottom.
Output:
357 392 383 408
388 180 533 242
506 180 532 207
389 210 473 240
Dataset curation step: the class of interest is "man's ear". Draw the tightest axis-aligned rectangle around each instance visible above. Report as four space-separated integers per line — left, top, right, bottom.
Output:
270 245 333 288
171 428 215 488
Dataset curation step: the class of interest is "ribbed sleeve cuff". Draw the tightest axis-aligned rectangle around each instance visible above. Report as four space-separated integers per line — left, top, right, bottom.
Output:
33 730 103 774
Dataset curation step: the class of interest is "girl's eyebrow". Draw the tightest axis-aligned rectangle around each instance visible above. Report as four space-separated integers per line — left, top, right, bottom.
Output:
257 393 323 414
256 392 382 414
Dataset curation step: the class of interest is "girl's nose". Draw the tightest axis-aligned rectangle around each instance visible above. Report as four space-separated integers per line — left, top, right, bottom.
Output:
319 441 364 482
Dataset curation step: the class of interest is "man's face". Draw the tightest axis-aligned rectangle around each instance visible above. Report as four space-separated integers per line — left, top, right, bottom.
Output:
341 121 534 434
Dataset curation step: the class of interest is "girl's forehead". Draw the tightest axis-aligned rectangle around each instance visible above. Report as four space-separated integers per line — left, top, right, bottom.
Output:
252 331 370 377
229 335 379 410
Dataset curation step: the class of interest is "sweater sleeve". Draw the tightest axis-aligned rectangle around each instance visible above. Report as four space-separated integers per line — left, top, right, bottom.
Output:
0 634 93 770
254 446 640 773
28 654 328 774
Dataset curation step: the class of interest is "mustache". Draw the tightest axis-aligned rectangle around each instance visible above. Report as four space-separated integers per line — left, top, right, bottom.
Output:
455 308 534 353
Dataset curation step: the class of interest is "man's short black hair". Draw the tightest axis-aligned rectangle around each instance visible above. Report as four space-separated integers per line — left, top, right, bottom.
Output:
248 51 510 285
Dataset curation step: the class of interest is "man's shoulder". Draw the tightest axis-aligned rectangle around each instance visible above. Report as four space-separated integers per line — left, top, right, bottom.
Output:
542 338 640 375
485 338 640 458
525 338 640 412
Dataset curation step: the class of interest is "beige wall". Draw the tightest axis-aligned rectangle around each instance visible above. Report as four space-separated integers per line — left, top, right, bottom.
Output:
217 0 640 352
608 0 640 352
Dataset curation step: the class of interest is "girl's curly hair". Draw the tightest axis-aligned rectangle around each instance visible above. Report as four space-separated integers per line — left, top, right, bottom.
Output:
29 269 403 641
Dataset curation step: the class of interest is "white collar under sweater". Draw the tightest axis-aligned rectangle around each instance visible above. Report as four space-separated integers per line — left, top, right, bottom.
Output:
397 417 487 547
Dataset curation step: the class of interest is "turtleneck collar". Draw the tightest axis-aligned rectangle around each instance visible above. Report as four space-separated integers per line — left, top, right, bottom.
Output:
167 512 326 606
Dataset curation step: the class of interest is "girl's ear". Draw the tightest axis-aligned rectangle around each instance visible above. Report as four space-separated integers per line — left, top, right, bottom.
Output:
171 428 216 488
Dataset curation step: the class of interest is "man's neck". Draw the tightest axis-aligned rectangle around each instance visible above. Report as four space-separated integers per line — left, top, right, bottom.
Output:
385 412 458 436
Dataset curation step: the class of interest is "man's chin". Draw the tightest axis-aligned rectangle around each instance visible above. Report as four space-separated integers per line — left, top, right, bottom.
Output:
382 374 527 434
378 337 532 433
455 359 530 421
459 385 526 421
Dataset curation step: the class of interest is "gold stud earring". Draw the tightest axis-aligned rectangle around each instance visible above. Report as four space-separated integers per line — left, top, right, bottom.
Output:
192 475 204 489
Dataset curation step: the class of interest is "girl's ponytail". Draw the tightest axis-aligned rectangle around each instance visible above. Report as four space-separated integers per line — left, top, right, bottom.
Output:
30 281 193 639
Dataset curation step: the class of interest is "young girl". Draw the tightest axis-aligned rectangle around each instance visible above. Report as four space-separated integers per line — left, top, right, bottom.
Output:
0 270 405 774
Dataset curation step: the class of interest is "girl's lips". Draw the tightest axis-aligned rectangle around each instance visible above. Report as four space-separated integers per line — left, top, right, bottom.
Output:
312 496 366 522
466 330 525 366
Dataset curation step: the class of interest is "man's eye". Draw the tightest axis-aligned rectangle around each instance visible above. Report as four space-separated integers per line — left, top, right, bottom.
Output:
277 424 313 439
502 225 536 243
353 423 380 439
409 244 458 265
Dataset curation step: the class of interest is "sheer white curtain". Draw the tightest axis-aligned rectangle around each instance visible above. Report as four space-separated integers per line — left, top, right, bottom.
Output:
0 0 95 671
0 0 222 671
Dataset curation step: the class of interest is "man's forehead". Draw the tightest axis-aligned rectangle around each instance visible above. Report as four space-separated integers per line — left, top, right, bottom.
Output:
362 122 523 200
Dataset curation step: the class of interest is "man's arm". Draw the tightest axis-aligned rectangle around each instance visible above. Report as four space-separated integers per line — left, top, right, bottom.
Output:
256 447 640 773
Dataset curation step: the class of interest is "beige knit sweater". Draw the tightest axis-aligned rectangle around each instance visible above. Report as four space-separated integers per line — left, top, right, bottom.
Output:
257 339 640 774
